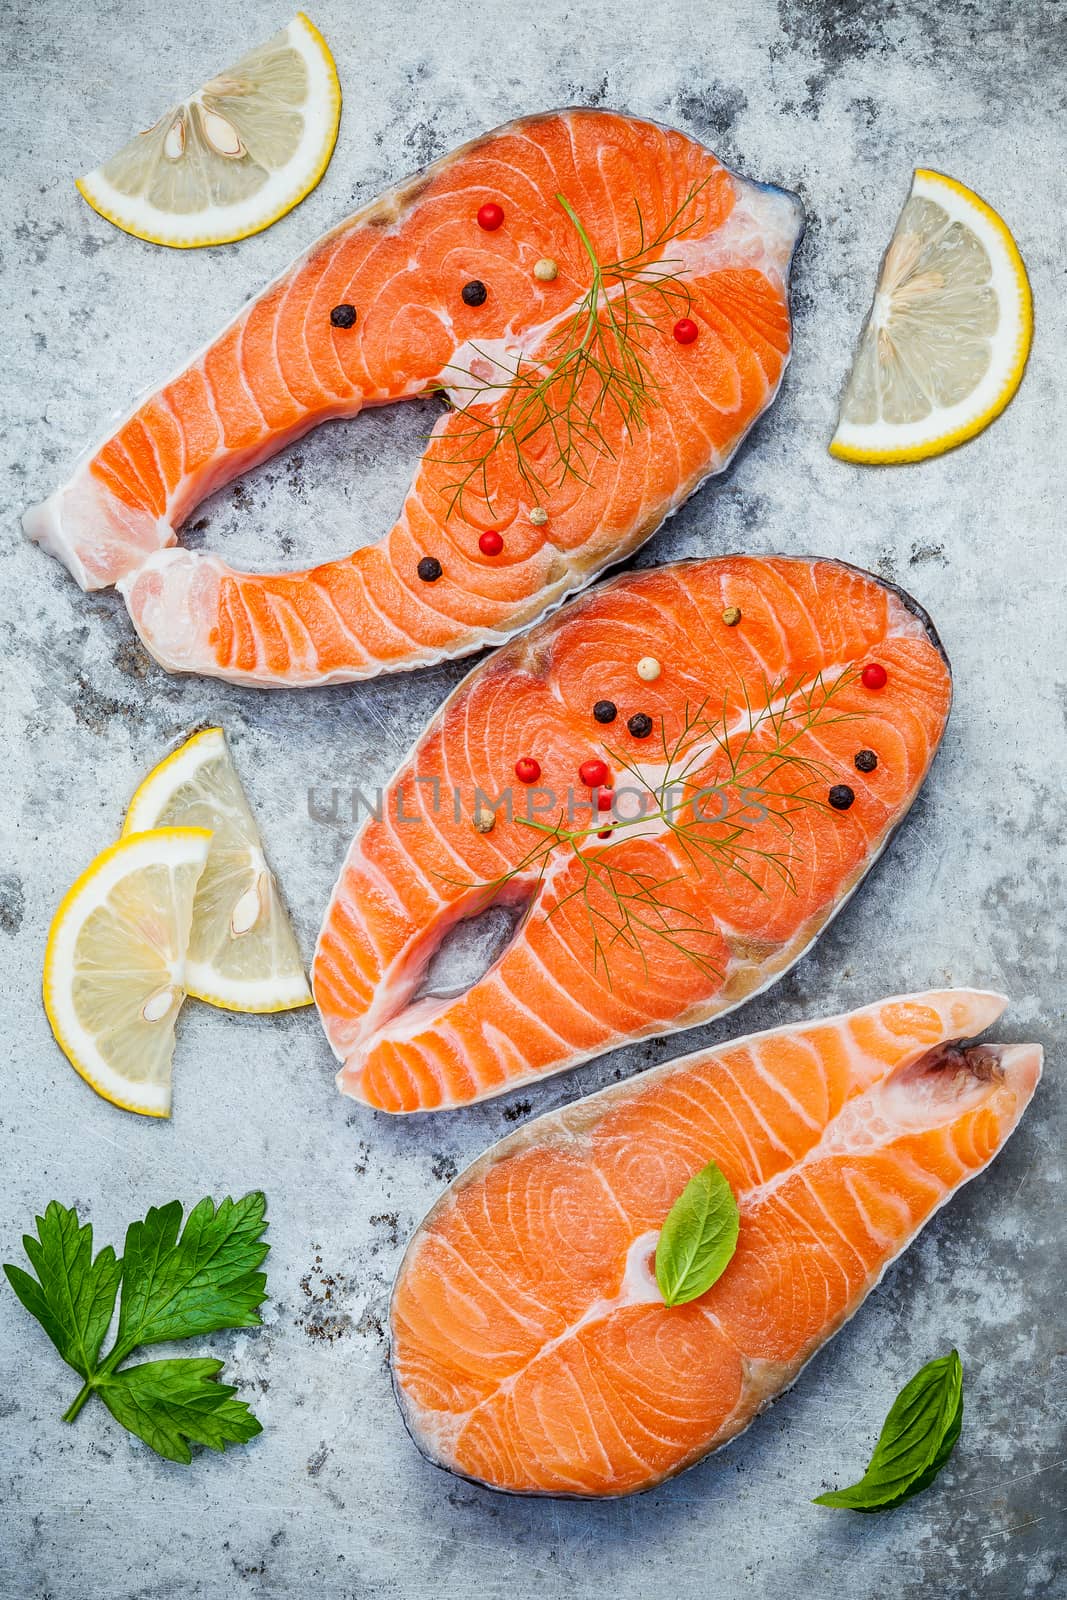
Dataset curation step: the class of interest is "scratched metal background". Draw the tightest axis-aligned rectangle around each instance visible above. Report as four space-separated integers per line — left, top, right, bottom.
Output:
1 1 1064 1595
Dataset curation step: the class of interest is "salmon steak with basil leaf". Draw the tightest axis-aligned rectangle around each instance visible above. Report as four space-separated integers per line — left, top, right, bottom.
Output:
391 989 1040 1496
25 109 802 686
313 555 953 1111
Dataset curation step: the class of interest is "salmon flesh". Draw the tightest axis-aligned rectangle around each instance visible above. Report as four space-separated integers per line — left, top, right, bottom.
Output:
391 989 1040 1496
25 109 802 686
313 556 953 1111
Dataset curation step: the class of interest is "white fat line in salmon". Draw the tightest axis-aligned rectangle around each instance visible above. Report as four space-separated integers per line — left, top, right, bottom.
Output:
442 178 799 411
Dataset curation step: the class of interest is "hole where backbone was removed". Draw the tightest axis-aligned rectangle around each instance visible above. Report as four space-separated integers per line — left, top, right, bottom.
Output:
183 395 443 573
411 899 530 1004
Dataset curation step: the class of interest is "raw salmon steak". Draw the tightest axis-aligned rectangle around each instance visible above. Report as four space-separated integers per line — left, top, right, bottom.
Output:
24 109 803 686
391 989 1040 1496
314 556 953 1111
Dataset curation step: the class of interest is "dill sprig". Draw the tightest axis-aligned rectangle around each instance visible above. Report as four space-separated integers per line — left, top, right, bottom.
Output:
434 177 712 518
448 667 863 989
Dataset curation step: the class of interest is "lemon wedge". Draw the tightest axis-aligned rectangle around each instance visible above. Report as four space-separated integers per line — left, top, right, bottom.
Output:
124 728 311 1014
76 14 341 248
43 828 212 1117
830 169 1032 464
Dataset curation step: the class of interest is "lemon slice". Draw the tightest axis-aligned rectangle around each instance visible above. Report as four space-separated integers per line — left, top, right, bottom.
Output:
124 728 311 1013
76 14 341 248
44 828 212 1117
830 169 1032 464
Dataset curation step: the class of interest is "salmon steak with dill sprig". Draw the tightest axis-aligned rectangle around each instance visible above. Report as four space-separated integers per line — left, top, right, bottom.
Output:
25 109 802 687
313 555 953 1112
391 989 1040 1496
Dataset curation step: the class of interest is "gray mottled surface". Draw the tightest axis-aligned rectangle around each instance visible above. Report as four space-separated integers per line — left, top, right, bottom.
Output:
2 1 1065 1595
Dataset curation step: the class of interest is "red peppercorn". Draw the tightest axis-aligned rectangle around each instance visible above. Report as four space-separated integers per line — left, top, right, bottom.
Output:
861 662 888 691
598 827 614 840
477 202 504 231
479 530 504 557
579 758 609 788
514 757 540 784
673 317 699 345
597 790 614 811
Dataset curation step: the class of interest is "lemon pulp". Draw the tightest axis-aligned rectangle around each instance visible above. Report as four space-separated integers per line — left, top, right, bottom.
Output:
124 728 311 1013
43 828 212 1116
830 169 1032 464
76 14 341 248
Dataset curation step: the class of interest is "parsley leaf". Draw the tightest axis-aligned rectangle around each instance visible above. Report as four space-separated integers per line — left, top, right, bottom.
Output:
113 1193 268 1358
4 1194 268 1464
4 1201 121 1378
97 1359 262 1465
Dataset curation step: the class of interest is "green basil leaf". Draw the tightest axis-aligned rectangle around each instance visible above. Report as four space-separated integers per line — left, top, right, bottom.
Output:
654 1160 739 1307
97 1358 262 1465
813 1350 964 1511
3 1201 120 1379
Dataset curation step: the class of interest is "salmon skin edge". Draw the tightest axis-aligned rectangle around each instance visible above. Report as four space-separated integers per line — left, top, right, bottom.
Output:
388 990 1039 1498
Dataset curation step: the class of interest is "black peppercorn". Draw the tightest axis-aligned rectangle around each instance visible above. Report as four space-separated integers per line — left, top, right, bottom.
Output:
461 280 488 307
593 700 618 724
330 303 357 328
854 749 878 773
828 784 855 810
627 712 653 739
417 556 443 583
